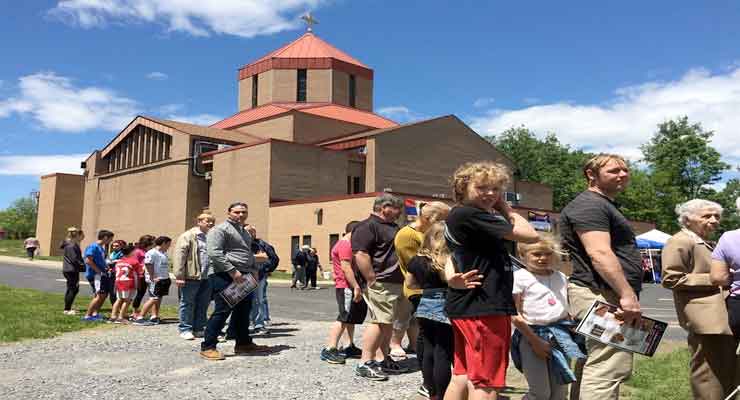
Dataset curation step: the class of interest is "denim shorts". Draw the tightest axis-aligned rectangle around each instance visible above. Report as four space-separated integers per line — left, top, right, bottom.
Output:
415 288 449 325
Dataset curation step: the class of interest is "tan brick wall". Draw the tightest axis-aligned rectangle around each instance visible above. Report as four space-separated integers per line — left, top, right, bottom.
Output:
371 116 517 198
238 76 253 111
93 161 192 245
365 138 376 192
257 70 274 106
36 176 57 256
516 181 553 211
292 112 371 144
209 143 272 240
268 196 376 271
307 69 331 103
356 76 373 111
332 70 350 107
233 114 294 141
269 141 349 201
273 69 297 103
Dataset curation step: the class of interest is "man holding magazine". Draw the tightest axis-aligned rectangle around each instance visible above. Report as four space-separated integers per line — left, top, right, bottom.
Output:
559 154 644 400
200 202 269 361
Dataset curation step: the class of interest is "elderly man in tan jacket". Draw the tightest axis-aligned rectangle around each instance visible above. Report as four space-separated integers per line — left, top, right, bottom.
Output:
173 213 215 340
662 199 737 400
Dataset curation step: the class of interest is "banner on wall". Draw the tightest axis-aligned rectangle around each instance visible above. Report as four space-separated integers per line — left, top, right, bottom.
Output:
528 211 552 232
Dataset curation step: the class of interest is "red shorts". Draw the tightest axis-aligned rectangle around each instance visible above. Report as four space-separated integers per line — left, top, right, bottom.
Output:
451 315 511 389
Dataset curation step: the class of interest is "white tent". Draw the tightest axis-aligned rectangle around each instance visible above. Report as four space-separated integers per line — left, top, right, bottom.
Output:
635 229 672 283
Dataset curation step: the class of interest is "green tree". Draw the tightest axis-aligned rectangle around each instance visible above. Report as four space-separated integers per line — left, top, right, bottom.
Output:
617 166 660 223
487 126 591 210
707 177 740 236
641 117 730 232
0 197 38 239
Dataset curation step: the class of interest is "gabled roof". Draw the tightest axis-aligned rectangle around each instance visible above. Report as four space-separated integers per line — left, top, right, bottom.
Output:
252 33 368 68
211 102 398 130
316 115 453 147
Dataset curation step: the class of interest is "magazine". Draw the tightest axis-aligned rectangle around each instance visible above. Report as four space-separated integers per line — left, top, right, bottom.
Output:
219 272 258 308
575 300 667 356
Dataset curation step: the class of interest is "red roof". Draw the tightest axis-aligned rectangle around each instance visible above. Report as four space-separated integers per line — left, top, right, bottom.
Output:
253 33 367 67
211 102 398 130
238 33 373 80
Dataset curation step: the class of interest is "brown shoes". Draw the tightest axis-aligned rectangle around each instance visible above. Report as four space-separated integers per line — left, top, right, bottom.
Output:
200 349 225 361
234 343 271 356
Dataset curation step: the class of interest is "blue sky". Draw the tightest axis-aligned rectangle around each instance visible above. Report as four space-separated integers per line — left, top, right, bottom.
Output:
1 1 740 208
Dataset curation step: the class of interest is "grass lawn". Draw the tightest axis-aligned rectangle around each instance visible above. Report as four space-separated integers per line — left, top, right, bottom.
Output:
624 348 691 400
0 284 177 343
0 239 63 262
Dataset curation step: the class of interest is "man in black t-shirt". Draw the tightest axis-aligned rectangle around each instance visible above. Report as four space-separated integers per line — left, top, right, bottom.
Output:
560 154 642 400
352 194 406 381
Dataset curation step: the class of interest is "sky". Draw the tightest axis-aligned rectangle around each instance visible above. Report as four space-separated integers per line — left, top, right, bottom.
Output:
1 1 740 208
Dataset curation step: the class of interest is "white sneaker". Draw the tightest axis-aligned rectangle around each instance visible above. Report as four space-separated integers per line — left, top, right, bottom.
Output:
179 331 195 340
193 331 205 338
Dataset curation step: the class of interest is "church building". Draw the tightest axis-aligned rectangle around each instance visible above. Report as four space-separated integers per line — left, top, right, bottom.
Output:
36 30 573 267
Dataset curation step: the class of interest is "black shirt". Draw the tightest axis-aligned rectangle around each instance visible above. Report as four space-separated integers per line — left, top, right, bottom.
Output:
60 240 84 273
559 190 643 294
407 255 447 290
444 205 516 318
351 214 402 284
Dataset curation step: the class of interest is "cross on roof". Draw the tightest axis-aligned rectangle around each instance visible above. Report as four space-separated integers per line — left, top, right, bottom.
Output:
301 12 319 32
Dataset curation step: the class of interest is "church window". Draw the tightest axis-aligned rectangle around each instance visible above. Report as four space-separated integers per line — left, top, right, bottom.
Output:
297 69 307 102
349 74 356 108
252 75 258 108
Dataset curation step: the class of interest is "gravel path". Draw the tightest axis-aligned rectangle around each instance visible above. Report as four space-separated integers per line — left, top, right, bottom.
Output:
0 319 528 400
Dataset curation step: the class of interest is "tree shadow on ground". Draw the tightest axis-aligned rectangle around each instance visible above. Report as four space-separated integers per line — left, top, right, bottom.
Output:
224 344 294 357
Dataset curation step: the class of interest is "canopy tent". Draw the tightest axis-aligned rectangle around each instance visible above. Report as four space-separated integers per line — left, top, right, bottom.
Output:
635 229 672 283
635 229 672 249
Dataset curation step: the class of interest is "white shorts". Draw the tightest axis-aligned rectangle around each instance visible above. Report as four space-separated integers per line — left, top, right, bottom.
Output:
116 290 134 300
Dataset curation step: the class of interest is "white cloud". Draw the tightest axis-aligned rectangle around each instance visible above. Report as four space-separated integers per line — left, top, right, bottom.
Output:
377 106 427 124
0 72 139 132
168 113 222 126
473 97 495 108
49 0 327 38
471 67 740 163
0 154 87 176
146 71 168 80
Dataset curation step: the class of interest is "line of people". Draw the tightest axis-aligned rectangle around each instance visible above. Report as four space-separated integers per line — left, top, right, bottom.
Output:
317 154 740 400
58 209 279 348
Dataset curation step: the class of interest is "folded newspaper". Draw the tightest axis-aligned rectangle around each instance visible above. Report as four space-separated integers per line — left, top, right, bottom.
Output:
219 272 258 308
575 300 667 356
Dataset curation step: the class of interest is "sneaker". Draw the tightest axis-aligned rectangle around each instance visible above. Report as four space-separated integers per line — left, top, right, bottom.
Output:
149 317 161 325
355 361 389 381
380 357 410 375
320 348 346 364
217 335 227 342
200 349 225 361
180 331 195 340
403 346 416 355
63 310 78 315
252 327 270 336
417 384 430 398
90 314 105 321
340 344 363 359
132 318 153 326
193 331 205 338
81 315 101 322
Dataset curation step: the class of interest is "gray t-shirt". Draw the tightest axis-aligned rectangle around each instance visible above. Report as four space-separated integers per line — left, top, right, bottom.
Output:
559 190 643 294
144 248 170 281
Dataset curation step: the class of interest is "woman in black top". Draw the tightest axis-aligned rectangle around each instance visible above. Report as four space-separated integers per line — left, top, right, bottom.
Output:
60 228 85 315
443 161 538 399
406 222 453 400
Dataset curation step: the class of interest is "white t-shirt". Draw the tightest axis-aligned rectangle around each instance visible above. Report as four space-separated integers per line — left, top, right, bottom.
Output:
512 268 569 325
144 248 170 281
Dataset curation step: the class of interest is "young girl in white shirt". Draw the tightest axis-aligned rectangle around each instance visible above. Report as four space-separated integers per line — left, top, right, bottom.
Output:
511 233 574 400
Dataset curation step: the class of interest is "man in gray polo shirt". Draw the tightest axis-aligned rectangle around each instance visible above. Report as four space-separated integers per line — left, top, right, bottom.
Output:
200 202 269 360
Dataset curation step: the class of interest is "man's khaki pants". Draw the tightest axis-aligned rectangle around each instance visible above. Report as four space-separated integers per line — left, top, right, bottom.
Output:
568 283 633 400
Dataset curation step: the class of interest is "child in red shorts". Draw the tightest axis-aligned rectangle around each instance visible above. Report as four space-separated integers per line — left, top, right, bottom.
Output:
110 245 141 323
443 161 538 400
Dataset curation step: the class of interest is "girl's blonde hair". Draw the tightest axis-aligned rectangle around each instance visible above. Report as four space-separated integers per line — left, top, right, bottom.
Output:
451 161 511 204
417 222 450 272
419 201 451 224
516 232 565 269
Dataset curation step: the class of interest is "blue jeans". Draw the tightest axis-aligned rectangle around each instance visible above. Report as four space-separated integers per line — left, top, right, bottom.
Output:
202 272 253 351
178 279 211 333
263 279 270 321
250 277 268 328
